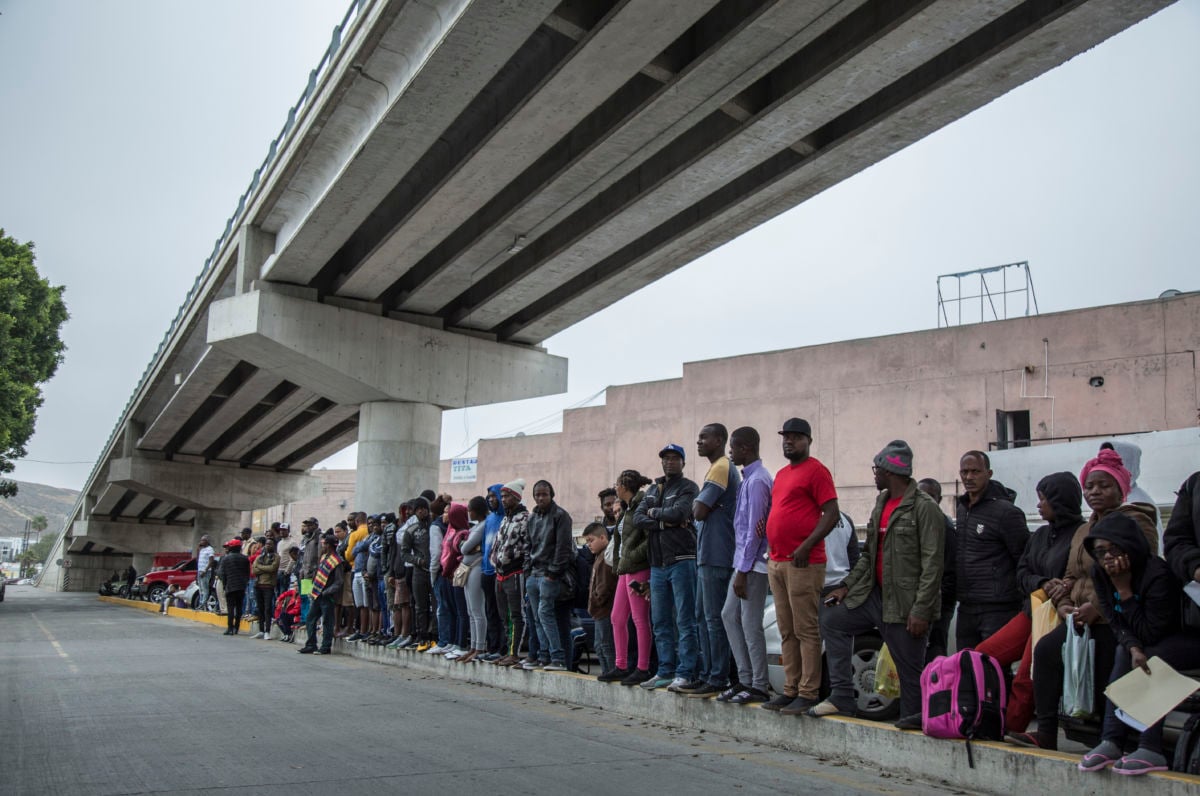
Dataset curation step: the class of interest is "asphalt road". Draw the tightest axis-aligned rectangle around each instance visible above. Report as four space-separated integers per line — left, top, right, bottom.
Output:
1 588 959 796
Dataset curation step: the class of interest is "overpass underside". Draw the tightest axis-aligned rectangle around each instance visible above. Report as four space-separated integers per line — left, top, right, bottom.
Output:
48 0 1174 586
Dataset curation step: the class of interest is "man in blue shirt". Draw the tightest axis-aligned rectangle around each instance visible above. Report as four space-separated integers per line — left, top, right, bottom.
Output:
719 426 772 704
688 423 741 697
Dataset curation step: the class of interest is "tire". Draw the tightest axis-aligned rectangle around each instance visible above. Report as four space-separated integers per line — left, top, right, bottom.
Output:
850 633 901 721
146 584 166 604
117 585 130 599
191 592 201 610
206 593 220 613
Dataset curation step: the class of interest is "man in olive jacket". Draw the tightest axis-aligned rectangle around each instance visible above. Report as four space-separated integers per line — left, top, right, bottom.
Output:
814 440 943 726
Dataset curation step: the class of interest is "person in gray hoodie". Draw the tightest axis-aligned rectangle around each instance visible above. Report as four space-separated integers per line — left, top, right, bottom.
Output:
522 480 574 671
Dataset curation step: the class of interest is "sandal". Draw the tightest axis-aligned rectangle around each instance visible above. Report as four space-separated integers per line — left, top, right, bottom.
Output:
1078 741 1121 772
1113 749 1169 776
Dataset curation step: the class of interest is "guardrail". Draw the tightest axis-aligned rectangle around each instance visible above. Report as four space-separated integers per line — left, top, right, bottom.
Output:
44 0 372 576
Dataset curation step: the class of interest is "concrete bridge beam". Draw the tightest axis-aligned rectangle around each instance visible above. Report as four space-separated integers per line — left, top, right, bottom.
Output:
205 289 568 408
106 457 322 511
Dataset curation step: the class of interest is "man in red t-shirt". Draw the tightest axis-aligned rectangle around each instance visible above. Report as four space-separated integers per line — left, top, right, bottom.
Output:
763 417 841 713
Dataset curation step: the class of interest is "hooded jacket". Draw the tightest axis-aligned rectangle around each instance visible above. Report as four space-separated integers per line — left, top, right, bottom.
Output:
614 490 650 575
1015 472 1084 614
1163 471 1200 588
1086 511 1179 652
1055 501 1158 619
955 479 1029 609
482 484 505 577
634 474 699 567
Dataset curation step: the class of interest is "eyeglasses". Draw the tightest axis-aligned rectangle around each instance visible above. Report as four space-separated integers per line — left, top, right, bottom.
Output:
1091 545 1123 559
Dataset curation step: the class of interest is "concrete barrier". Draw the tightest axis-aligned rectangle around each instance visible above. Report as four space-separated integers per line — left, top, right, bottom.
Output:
98 595 254 631
100 596 1199 795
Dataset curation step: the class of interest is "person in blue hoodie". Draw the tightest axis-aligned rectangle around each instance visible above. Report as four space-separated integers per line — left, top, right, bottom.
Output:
481 484 506 661
1078 511 1195 776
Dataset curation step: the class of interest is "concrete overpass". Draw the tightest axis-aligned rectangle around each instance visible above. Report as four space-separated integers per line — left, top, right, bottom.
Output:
42 0 1176 587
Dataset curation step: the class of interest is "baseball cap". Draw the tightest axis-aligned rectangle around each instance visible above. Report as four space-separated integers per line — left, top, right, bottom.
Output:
659 443 686 460
778 417 812 437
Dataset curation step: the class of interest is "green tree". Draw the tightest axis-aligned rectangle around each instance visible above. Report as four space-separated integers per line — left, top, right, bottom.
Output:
0 231 68 498
31 514 48 533
19 535 56 577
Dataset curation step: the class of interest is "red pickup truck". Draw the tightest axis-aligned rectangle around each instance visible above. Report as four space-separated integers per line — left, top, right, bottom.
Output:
133 555 199 604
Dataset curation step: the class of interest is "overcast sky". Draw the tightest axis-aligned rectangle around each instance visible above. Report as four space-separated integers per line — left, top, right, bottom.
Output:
2 1 1197 491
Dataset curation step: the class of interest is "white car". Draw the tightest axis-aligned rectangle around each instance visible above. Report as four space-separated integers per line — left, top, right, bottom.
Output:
762 594 899 720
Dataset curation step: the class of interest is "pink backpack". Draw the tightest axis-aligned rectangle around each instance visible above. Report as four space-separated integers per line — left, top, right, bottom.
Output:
921 650 1007 766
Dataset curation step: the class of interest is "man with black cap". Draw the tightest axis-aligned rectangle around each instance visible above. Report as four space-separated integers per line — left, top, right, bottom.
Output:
634 443 701 692
816 440 944 728
763 418 840 715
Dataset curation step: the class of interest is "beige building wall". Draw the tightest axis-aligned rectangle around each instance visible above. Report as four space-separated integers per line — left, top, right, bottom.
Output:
436 293 1199 526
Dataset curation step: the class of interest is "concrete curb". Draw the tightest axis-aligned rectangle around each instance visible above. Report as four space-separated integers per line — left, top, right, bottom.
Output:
341 641 1200 796
98 597 1199 795
98 595 254 631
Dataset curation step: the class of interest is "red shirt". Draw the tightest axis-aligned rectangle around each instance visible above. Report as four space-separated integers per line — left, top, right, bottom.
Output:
876 497 902 584
766 457 838 564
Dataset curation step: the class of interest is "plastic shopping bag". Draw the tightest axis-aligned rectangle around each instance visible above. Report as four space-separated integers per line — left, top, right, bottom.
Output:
1062 623 1095 718
874 643 902 699
1029 589 1061 650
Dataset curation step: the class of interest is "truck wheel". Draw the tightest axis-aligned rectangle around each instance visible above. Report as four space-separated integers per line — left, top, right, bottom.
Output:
147 584 166 604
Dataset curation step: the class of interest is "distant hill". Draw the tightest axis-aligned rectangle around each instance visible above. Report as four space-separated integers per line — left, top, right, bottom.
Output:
0 481 79 540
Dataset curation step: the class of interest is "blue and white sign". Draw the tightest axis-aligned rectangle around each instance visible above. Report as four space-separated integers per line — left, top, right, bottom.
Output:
450 457 478 483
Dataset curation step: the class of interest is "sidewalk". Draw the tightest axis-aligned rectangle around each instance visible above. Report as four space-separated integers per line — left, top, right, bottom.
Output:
101 596 1200 796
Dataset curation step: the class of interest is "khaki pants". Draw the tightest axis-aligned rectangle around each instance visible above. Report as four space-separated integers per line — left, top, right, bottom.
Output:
767 560 825 700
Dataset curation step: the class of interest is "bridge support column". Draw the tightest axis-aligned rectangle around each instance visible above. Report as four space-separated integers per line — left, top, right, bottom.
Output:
354 402 441 513
193 509 242 550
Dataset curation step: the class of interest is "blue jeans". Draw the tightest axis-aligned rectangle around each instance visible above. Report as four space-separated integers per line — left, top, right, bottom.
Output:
526 575 564 665
650 561 699 680
435 576 456 647
594 617 615 674
696 564 733 686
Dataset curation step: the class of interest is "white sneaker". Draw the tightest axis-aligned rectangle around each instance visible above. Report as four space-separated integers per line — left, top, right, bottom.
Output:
445 650 462 660
426 644 448 654
669 677 689 690
250 632 264 639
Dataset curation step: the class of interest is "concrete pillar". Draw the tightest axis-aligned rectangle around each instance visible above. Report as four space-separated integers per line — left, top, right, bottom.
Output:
193 509 242 551
235 225 276 294
132 553 155 577
355 401 441 513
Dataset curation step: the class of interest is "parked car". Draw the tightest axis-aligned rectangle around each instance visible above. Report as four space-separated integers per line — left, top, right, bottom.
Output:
132 558 198 604
763 594 899 720
179 580 220 612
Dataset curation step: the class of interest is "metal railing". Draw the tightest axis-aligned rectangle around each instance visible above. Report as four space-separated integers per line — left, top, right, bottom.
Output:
44 0 372 576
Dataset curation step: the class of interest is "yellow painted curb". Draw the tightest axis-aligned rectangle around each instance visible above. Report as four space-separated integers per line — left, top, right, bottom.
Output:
98 595 254 630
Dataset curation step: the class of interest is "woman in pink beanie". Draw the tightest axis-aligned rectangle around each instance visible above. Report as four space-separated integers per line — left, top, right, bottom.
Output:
1027 447 1159 750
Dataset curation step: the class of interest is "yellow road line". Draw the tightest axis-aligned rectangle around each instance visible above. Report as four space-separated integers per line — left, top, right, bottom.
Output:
31 613 79 674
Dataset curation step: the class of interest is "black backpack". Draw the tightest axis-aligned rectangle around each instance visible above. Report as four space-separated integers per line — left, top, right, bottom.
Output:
571 543 594 610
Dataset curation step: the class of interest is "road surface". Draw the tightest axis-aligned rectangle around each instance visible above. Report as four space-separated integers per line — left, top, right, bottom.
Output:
0 587 960 795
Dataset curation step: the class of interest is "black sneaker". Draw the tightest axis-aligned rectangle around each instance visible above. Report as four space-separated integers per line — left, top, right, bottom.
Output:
619 668 653 687
895 713 923 730
716 687 740 703
761 693 794 711
298 647 317 654
668 678 706 694
780 696 819 715
317 649 332 655
685 683 724 699
598 667 630 683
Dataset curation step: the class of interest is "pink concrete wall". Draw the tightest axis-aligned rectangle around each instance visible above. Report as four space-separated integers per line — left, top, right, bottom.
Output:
437 294 1199 525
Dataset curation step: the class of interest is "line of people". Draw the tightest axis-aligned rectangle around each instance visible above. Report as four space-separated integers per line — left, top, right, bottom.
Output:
190 419 1200 778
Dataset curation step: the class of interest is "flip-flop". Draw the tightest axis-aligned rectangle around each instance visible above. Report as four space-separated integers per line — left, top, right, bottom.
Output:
1113 756 1169 776
1078 751 1118 772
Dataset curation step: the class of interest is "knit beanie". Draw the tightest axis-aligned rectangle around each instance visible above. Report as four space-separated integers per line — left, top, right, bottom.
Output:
1080 448 1131 500
873 440 914 476
501 478 526 499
